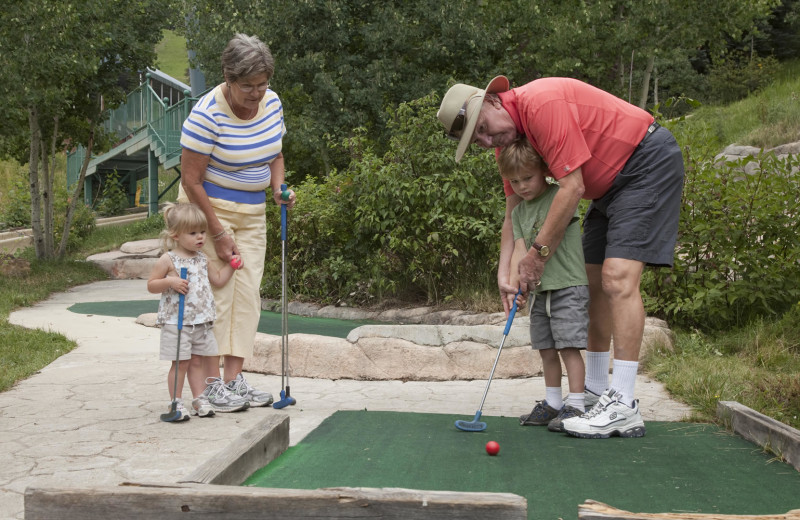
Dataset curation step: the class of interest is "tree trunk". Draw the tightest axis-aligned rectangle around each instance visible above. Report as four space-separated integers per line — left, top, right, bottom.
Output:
27 108 44 259
45 116 59 257
638 54 655 109
628 50 635 103
653 65 659 107
58 125 95 257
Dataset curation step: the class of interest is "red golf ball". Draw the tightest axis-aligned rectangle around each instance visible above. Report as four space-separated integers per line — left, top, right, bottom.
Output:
230 257 242 269
485 441 500 456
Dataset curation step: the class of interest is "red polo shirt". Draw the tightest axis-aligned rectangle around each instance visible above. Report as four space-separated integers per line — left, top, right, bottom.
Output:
499 78 653 200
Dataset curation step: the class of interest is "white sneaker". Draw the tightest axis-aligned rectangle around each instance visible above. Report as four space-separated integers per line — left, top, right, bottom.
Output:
191 396 215 417
584 388 601 409
166 399 190 421
562 389 646 438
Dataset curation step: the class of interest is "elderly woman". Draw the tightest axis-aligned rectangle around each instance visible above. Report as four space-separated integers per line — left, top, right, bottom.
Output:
178 33 295 413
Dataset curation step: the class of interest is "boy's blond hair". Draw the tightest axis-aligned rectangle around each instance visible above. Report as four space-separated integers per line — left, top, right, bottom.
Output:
159 202 208 252
497 138 546 178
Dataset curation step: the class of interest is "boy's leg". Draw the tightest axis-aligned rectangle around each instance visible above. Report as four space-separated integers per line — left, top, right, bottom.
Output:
520 349 562 426
541 348 563 409
560 348 586 396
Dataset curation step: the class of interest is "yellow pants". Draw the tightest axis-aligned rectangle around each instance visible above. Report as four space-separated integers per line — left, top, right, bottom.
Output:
179 190 266 359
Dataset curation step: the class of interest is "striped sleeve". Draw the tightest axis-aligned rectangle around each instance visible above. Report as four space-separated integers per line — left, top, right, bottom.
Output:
181 91 220 156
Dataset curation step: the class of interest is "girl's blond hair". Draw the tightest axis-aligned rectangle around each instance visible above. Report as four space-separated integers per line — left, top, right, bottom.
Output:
497 138 547 178
159 203 208 252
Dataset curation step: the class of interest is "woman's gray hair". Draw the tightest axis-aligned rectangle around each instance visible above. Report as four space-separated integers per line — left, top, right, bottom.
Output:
221 34 274 83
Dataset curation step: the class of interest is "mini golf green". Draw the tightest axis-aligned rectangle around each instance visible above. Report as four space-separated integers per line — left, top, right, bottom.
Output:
67 300 381 338
244 410 800 520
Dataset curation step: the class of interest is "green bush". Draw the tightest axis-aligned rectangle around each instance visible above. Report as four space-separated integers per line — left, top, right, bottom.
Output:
707 51 779 105
263 93 504 305
0 177 31 228
642 148 800 330
95 171 129 217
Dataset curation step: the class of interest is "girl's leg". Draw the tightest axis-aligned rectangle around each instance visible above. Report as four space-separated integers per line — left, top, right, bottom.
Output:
168 359 191 400
187 355 207 397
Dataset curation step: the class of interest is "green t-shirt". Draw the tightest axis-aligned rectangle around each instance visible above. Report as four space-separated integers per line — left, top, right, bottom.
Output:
511 184 588 293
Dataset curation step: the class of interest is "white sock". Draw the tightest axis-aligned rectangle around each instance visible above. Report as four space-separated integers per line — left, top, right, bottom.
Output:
545 386 563 410
565 392 585 412
585 351 610 395
610 359 639 407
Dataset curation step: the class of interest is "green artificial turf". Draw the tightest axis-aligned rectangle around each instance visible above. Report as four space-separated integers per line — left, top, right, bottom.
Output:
67 300 380 338
244 410 800 520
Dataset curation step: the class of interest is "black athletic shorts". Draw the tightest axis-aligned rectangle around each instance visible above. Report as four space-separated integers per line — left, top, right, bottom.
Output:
582 124 685 267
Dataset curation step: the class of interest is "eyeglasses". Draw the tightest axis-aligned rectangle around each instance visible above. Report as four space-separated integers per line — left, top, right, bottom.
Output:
235 81 270 94
444 100 469 141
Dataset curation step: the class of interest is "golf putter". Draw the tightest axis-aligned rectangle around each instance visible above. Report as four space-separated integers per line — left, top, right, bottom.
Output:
455 287 522 432
273 184 296 409
161 267 188 422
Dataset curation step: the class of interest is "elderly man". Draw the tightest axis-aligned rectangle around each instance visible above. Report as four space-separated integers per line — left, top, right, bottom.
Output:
437 76 684 439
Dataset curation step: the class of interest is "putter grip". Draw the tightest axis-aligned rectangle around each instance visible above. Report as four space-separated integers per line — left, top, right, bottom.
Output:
280 183 287 241
503 287 522 336
178 267 187 331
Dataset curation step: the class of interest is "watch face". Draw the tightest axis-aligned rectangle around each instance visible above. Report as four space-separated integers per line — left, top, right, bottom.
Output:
539 245 550 257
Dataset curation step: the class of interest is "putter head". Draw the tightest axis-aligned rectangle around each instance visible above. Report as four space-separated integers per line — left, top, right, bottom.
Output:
454 411 487 432
160 402 183 423
272 389 297 409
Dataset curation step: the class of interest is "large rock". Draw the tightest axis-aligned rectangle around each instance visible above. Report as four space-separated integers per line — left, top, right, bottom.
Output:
88 239 160 279
243 331 542 381
241 317 674 381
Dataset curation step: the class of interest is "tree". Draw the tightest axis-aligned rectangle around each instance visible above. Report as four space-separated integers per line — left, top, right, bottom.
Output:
0 0 171 259
180 0 507 179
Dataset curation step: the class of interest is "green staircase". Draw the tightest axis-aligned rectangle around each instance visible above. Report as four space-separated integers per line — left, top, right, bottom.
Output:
66 69 208 216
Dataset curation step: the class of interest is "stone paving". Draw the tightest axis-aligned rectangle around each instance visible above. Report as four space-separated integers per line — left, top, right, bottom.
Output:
0 279 692 520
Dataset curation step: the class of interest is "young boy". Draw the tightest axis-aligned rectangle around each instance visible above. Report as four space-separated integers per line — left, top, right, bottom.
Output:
498 138 590 433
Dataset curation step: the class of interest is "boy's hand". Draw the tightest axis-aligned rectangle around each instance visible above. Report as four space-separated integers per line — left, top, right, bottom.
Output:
505 289 527 311
171 275 189 295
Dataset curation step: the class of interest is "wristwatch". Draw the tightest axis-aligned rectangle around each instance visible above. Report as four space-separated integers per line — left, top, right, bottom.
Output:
532 242 550 257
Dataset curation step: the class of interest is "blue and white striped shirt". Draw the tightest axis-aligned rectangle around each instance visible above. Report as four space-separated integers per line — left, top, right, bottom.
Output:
180 84 286 192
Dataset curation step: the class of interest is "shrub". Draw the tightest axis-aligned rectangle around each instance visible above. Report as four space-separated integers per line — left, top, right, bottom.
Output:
263 93 504 305
707 51 779 105
95 171 129 217
642 148 800 330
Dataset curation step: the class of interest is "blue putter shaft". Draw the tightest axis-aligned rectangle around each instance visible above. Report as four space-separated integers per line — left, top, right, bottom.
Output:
454 288 521 432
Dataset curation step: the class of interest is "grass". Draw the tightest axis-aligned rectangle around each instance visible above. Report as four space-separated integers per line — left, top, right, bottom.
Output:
671 59 800 151
154 29 190 84
644 312 800 431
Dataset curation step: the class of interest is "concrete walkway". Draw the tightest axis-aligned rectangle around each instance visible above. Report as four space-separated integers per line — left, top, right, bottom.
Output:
0 279 692 520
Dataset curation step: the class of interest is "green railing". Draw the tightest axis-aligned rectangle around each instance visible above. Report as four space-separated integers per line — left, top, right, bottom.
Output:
66 71 206 191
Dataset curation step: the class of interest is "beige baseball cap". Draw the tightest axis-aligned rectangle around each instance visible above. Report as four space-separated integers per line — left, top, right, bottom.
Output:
437 76 510 162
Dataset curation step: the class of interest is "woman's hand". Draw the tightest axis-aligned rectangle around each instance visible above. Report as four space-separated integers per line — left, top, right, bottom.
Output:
273 187 296 209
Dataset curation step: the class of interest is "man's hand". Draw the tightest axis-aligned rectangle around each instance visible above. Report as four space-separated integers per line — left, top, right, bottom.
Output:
518 251 545 294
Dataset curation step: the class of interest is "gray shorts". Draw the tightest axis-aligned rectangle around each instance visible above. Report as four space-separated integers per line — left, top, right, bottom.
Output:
583 124 685 267
529 286 589 351
159 321 219 361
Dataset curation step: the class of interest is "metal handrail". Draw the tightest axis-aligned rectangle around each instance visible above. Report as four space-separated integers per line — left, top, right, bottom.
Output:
66 71 208 188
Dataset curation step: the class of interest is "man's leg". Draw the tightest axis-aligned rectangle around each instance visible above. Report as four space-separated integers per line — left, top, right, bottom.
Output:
586 258 644 405
600 257 645 362
601 257 645 407
585 263 611 398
